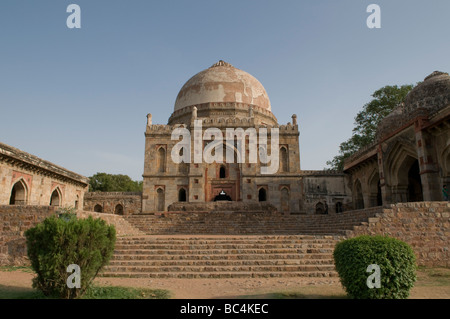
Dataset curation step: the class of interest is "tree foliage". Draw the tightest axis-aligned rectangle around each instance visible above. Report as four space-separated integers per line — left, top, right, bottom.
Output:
89 172 143 192
326 84 414 170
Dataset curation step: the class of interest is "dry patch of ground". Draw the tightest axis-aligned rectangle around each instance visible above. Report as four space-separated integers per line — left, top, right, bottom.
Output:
0 266 449 299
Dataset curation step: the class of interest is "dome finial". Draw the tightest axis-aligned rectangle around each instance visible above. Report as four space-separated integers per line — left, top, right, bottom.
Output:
210 60 233 68
424 71 449 81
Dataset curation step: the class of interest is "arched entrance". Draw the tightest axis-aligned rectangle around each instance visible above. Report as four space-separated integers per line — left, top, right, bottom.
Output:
280 147 288 172
315 202 325 214
258 188 267 202
50 188 61 206
208 143 241 201
407 160 423 202
115 204 124 215
94 204 103 213
178 188 187 202
157 147 166 173
368 171 382 207
9 180 27 205
157 188 165 211
354 180 364 209
335 202 343 213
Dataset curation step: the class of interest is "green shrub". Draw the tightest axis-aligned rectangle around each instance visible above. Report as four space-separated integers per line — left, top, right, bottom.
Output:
25 210 116 299
333 235 417 299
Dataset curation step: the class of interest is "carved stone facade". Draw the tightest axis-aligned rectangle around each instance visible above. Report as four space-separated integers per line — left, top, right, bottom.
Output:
344 71 450 209
0 142 89 209
142 61 351 214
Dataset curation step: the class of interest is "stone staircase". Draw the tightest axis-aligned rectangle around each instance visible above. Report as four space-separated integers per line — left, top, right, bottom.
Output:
123 208 382 235
99 208 384 278
100 235 342 278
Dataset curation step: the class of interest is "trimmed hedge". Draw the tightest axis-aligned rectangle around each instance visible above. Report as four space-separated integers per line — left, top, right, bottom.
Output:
333 235 417 299
25 210 116 299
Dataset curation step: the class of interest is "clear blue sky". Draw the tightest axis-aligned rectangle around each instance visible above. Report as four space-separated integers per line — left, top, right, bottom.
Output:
1 1 449 180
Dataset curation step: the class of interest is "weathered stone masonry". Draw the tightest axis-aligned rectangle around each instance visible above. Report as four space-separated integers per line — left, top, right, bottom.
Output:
83 192 142 215
0 142 89 208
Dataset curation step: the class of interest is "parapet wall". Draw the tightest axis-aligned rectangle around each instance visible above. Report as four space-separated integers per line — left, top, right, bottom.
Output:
345 202 450 267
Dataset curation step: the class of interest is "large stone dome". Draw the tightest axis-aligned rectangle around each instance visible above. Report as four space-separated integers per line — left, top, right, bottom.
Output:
376 71 450 140
174 60 271 112
403 71 450 114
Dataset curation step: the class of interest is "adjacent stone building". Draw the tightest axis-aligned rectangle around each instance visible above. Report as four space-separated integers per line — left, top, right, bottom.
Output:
0 142 89 208
344 71 450 209
83 192 142 215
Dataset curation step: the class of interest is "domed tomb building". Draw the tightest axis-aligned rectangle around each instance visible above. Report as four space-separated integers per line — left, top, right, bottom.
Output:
142 61 351 213
344 71 450 208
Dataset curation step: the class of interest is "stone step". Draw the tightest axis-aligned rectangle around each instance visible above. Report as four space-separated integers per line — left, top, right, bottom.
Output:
110 253 333 261
112 248 335 255
126 230 344 235
115 239 338 245
99 271 338 279
102 233 342 279
107 258 335 267
103 264 336 273
113 243 337 250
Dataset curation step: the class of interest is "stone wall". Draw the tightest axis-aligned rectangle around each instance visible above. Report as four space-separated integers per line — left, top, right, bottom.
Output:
83 192 142 215
0 205 57 265
345 202 450 267
0 205 143 266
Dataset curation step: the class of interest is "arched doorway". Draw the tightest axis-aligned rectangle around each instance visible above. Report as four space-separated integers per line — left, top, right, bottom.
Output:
280 147 288 172
157 147 166 173
219 166 226 179
114 204 124 215
258 188 267 202
209 143 241 201
368 171 382 207
178 188 187 202
94 204 103 213
354 180 364 209
315 202 325 214
178 148 188 174
9 180 27 205
407 160 423 202
157 188 165 211
377 181 382 206
50 188 61 207
335 202 343 213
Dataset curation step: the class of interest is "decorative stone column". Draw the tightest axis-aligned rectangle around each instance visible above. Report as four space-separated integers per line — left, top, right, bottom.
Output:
415 121 441 201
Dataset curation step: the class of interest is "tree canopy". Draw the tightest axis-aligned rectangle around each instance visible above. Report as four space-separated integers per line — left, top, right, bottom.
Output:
326 84 414 171
88 173 143 192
